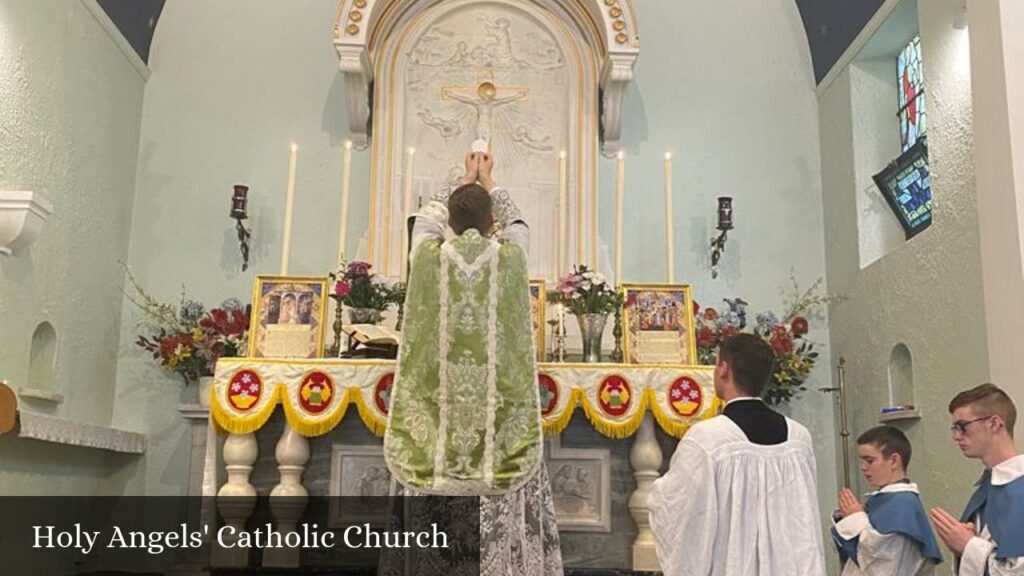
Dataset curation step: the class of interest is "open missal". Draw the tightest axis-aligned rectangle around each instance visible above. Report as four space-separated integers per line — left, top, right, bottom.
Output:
343 324 401 346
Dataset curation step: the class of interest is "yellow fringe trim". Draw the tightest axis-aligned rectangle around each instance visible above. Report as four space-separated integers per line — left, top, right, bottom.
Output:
280 387 350 438
580 387 650 439
211 383 282 435
649 391 726 438
542 388 581 436
352 388 388 437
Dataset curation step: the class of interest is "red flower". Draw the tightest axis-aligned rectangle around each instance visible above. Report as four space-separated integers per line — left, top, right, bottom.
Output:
335 281 351 298
791 316 809 337
697 326 717 348
772 334 794 356
703 308 719 321
720 326 739 340
692 300 701 317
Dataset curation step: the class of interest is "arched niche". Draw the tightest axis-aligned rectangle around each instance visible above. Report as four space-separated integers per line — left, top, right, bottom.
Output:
29 321 58 390
333 0 639 280
887 343 914 407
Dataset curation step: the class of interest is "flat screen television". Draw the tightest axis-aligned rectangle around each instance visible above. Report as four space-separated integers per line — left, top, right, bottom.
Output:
872 138 932 239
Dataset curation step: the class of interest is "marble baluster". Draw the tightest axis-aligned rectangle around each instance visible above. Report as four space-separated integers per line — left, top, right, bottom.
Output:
213 432 258 567
263 424 311 567
628 414 663 571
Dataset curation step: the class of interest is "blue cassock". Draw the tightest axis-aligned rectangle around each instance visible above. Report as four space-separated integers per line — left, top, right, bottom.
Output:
832 490 944 567
960 470 1024 560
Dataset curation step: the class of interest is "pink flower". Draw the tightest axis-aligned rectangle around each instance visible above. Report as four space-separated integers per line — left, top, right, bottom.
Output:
335 281 351 297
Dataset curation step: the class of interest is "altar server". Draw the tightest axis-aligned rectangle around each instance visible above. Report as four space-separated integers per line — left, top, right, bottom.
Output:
930 383 1024 576
832 425 942 575
649 333 826 576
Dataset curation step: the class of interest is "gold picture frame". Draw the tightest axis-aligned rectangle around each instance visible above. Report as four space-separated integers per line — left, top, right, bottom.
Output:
529 279 547 362
621 283 698 365
248 275 328 359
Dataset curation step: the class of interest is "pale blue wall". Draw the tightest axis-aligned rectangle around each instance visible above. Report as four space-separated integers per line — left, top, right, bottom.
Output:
0 0 145 494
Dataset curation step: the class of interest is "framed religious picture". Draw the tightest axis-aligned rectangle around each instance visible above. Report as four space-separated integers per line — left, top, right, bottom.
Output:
621 283 698 365
545 437 611 532
529 279 547 361
248 275 328 359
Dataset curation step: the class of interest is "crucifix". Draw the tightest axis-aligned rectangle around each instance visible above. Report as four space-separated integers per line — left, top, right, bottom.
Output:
442 80 528 146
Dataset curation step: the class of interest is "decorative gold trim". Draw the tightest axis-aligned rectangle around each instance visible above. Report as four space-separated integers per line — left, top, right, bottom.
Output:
609 7 622 18
350 10 363 22
619 283 699 366
616 33 628 45
347 24 360 35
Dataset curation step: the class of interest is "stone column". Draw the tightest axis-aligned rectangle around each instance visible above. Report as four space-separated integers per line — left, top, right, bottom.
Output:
212 432 258 567
628 413 663 571
263 424 311 567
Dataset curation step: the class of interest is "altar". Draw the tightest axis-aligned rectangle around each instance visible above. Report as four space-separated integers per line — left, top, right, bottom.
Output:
192 359 718 571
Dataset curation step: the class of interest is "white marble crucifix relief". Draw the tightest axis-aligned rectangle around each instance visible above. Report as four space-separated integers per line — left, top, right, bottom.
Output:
441 80 528 144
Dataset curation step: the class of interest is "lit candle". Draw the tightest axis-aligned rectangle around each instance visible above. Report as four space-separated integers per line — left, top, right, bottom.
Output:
558 150 567 275
337 140 353 267
400 147 416 282
615 150 625 285
281 143 298 275
664 152 675 283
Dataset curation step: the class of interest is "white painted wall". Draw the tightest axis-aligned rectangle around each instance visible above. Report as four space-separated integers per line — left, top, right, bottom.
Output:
0 0 145 494
970 0 1024 441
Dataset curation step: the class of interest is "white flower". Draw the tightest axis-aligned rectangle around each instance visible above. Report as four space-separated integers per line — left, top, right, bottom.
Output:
591 273 607 285
580 281 592 290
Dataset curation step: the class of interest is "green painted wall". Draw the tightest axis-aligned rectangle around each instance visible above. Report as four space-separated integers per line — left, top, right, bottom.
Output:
0 0 145 494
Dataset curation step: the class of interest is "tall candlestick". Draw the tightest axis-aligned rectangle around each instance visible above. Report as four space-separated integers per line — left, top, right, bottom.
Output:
338 140 353 266
400 147 416 282
615 151 625 285
281 143 298 275
664 152 675 283
575 153 584 264
558 150 567 275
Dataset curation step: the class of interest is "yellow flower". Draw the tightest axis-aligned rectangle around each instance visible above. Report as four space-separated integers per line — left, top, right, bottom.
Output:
192 328 204 343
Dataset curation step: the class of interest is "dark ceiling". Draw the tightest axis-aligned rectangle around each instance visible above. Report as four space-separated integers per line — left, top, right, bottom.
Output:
97 0 883 84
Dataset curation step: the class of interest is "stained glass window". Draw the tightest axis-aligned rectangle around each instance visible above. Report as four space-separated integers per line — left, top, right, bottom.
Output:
873 140 932 238
898 36 926 151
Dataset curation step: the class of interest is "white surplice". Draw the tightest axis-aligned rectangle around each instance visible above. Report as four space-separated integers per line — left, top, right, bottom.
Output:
649 414 826 576
956 455 1024 576
833 482 937 576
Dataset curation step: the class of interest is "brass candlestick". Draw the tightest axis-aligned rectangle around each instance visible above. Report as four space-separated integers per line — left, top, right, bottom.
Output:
329 299 344 358
610 305 624 363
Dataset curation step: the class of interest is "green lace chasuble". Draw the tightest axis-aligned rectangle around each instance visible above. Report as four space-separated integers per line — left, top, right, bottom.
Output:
384 230 542 495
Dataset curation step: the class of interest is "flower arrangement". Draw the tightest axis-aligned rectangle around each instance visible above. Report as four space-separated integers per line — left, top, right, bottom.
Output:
694 277 843 405
329 260 400 310
123 265 249 386
547 264 623 316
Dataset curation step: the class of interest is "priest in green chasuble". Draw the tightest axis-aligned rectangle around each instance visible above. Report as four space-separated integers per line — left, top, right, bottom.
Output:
383 152 564 575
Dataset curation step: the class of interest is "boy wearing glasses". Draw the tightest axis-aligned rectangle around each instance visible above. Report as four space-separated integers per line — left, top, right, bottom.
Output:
930 383 1024 575
832 426 942 575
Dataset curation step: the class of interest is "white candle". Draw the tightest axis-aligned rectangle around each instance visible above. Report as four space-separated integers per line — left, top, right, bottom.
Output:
558 150 567 275
615 150 625 285
400 147 416 282
664 152 675 283
337 140 353 267
281 143 298 275
557 303 565 334
575 152 584 265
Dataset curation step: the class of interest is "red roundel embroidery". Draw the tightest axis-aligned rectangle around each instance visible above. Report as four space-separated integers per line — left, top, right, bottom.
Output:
668 376 703 417
538 373 559 416
299 371 334 415
227 369 262 412
598 375 632 417
374 373 394 415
